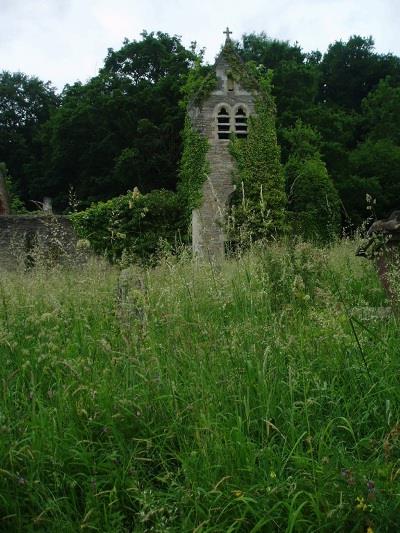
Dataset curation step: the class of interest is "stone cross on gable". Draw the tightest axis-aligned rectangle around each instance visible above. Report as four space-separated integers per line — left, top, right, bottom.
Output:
223 27 232 40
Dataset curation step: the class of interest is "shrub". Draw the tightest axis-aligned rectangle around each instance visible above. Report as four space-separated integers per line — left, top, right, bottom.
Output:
71 189 185 262
284 121 340 241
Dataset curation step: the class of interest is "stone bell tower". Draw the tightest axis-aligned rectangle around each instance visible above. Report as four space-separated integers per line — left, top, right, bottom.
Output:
188 28 256 259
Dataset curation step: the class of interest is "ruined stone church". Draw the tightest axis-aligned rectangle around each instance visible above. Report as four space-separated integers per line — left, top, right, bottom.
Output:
188 29 256 259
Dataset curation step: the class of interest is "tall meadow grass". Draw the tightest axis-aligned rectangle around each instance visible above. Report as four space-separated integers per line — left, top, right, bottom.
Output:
1 241 400 531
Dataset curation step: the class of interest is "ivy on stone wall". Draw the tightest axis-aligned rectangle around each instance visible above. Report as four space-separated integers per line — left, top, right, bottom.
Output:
228 83 287 245
177 116 209 222
178 41 286 246
221 41 264 94
180 60 218 109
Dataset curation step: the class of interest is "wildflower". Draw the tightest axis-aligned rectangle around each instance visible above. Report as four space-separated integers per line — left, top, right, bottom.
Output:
270 471 277 479
367 527 374 533
232 490 243 498
355 496 368 511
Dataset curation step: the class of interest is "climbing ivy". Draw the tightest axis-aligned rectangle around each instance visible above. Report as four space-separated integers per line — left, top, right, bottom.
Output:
180 60 218 108
177 116 209 222
178 40 287 246
228 79 287 245
221 41 264 93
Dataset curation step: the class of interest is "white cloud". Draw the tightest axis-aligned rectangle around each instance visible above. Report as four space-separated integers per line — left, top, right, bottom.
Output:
0 0 399 90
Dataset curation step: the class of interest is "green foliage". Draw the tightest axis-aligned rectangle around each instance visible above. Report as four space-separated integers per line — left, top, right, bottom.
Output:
1 30 400 229
319 35 400 110
180 59 217 107
238 33 400 227
0 162 27 213
0 71 59 203
273 60 320 129
239 32 305 67
284 121 340 241
349 138 400 218
177 116 209 221
71 189 184 262
2 242 400 531
286 158 341 241
40 32 197 209
361 78 400 144
229 86 287 244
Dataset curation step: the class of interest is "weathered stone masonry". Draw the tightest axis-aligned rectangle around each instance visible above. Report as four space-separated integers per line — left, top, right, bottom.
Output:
0 216 76 269
189 42 256 259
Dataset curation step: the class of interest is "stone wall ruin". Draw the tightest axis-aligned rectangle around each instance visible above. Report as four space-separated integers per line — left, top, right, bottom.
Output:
0 215 77 269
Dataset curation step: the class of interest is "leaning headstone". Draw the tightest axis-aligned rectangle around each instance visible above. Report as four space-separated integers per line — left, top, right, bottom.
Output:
0 169 10 216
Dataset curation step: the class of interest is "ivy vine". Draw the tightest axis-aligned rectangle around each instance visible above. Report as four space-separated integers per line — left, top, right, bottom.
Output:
177 116 209 222
178 40 286 245
180 61 218 109
228 85 287 244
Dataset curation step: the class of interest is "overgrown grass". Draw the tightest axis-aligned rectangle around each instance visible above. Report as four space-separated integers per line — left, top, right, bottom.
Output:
1 240 400 532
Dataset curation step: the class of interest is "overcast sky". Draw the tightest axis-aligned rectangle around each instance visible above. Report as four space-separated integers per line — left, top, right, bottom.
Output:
1 0 399 91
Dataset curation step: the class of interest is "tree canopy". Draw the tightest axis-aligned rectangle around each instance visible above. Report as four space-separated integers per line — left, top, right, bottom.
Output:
1 31 400 229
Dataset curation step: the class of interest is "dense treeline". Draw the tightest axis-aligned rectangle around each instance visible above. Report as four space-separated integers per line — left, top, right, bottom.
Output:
1 31 400 224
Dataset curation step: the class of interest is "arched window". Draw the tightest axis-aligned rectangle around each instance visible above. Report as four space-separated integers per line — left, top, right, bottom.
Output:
235 107 248 138
217 107 230 139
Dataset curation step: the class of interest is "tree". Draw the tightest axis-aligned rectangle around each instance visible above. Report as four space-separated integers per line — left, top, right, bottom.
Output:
284 121 340 241
361 78 400 144
238 32 305 68
349 139 400 219
41 32 197 209
237 33 320 131
319 36 400 110
0 71 59 204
